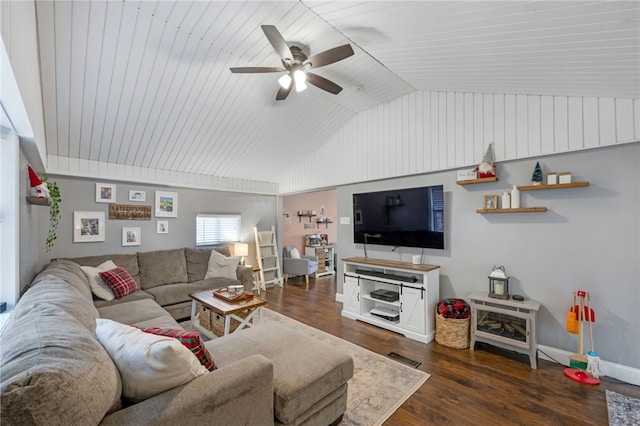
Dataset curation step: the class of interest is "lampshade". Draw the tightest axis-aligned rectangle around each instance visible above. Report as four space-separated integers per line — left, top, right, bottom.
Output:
293 69 307 92
278 73 292 89
232 243 249 257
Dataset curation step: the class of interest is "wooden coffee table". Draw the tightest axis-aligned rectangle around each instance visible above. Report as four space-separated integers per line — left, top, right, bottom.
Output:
189 290 267 339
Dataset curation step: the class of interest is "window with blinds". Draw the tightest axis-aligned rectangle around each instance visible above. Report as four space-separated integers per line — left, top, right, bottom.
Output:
196 214 241 246
430 187 445 233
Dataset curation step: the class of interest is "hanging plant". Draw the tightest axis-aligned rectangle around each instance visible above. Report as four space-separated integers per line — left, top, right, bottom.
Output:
42 177 62 251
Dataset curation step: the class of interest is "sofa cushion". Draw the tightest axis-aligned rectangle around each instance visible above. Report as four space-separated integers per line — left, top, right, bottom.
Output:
205 250 241 280
32 258 93 301
137 326 217 371
93 288 155 309
96 319 208 402
100 266 139 299
185 246 231 282
81 260 118 300
98 298 176 326
1 305 121 425
18 274 100 332
145 282 201 307
138 248 188 289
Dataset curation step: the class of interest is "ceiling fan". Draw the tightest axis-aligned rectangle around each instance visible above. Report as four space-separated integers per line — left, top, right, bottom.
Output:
230 25 354 101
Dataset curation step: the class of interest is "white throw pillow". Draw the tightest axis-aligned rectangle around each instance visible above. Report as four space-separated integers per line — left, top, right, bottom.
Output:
204 250 241 280
81 260 118 301
289 247 301 259
95 318 208 402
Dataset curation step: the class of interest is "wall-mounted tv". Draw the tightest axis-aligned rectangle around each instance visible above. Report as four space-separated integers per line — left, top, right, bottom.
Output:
353 185 444 250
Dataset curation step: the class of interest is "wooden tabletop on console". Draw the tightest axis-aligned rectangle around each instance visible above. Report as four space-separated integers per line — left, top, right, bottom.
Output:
342 257 440 272
189 290 267 316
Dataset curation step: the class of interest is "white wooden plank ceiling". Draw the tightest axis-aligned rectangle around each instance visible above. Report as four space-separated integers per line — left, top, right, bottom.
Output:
34 1 640 188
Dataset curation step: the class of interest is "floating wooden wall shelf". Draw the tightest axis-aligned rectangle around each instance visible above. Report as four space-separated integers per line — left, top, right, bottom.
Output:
518 182 589 191
457 177 498 185
476 207 547 214
26 196 50 206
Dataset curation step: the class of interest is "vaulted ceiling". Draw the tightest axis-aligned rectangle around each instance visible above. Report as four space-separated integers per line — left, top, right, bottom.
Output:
34 1 640 188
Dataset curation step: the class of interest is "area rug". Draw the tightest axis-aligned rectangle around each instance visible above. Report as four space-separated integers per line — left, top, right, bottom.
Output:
183 309 430 426
606 390 640 425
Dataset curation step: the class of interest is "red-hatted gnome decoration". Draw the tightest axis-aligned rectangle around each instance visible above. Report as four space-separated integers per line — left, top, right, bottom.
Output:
28 165 50 199
474 143 496 178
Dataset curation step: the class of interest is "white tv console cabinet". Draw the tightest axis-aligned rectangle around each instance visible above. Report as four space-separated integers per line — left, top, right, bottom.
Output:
342 257 440 343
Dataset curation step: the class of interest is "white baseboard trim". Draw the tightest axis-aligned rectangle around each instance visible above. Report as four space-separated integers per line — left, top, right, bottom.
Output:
537 344 640 386
335 293 344 303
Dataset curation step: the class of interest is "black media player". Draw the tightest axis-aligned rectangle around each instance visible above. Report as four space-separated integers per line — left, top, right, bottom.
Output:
370 289 399 302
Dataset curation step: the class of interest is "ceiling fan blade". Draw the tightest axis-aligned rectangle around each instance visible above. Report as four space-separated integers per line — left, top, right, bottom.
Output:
230 67 284 73
306 72 343 95
276 84 293 101
261 25 293 62
304 44 354 69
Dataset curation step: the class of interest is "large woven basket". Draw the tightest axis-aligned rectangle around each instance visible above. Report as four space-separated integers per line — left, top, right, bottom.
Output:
198 305 252 336
435 312 470 349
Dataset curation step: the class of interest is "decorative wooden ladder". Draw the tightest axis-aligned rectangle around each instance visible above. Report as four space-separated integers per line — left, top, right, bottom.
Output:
254 226 283 288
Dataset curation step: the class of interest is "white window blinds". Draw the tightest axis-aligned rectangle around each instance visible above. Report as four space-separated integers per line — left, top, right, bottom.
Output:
196 214 241 246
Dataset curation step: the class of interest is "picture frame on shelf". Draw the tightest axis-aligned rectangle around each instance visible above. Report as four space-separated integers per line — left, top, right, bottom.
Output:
96 183 116 203
74 211 105 242
129 190 146 202
157 221 168 234
483 194 498 210
155 191 178 217
122 227 141 246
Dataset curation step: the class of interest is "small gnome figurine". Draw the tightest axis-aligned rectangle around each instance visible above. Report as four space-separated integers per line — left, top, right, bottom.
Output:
28 165 50 199
475 143 496 178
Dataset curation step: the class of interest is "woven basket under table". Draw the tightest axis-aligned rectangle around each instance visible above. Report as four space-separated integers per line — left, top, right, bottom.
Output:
435 312 470 349
198 305 252 337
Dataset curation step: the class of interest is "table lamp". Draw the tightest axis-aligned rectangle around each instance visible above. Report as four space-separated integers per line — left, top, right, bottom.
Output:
232 243 249 266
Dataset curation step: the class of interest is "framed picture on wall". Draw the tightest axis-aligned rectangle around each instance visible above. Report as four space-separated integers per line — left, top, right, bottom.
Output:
122 227 141 246
155 191 178 217
157 221 168 234
129 190 146 202
96 183 116 203
74 211 105 242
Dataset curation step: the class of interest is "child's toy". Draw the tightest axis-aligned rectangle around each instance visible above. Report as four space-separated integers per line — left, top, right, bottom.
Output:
564 290 600 385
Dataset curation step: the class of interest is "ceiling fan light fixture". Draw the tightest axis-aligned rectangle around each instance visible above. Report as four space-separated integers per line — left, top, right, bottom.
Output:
278 73 292 89
293 69 307 92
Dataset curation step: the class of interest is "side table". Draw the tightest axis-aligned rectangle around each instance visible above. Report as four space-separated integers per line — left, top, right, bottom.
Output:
251 266 265 294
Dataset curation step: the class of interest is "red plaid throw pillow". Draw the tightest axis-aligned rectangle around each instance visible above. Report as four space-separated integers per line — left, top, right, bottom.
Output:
99 266 138 299
136 326 216 371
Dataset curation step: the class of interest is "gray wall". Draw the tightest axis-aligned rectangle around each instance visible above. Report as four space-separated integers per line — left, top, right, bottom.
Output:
337 143 639 368
20 147 41 294
35 177 277 280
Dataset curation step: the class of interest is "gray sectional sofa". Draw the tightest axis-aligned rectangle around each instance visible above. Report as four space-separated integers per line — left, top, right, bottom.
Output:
70 246 254 320
1 247 353 426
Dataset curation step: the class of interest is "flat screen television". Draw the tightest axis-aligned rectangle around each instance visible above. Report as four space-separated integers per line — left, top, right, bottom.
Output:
353 185 444 249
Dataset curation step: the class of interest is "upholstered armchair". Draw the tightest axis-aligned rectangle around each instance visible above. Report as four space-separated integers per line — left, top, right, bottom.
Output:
282 246 318 288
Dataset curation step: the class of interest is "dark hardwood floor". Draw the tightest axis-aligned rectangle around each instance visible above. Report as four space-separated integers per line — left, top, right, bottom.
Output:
262 274 639 425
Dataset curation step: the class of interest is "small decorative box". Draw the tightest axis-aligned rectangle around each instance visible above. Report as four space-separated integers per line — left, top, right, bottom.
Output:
558 172 571 184
547 173 557 185
457 170 477 181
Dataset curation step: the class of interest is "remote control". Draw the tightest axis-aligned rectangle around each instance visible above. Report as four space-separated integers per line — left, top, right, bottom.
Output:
512 294 524 301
